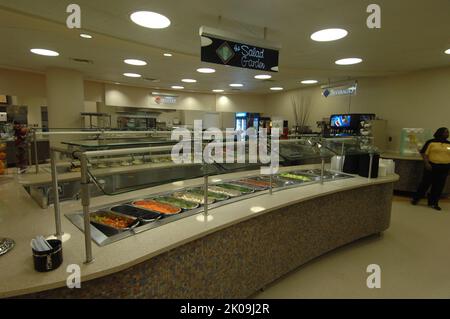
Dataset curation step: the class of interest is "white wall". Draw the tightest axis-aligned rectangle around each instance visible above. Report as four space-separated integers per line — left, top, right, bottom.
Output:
264 67 450 151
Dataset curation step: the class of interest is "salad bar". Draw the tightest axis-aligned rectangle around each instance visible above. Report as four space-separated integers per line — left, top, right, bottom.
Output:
66 169 353 246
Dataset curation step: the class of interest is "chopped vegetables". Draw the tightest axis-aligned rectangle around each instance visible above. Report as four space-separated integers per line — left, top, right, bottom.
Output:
279 173 312 182
236 178 273 188
153 196 199 210
91 213 131 229
217 183 254 194
189 189 229 201
132 200 181 215
207 186 241 197
172 191 215 205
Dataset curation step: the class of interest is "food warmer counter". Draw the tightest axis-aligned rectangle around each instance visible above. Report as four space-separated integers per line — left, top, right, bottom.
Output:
66 168 353 246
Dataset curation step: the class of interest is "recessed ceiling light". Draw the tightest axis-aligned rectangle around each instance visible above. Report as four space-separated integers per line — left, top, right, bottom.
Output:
445 49 450 55
30 48 59 57
123 73 142 78
254 74 272 80
212 89 224 93
80 33 93 39
229 83 243 87
270 87 284 91
197 68 216 74
124 59 147 66
301 80 318 84
335 58 363 65
171 85 184 89
130 11 171 29
311 28 348 42
164 53 173 57
181 79 197 83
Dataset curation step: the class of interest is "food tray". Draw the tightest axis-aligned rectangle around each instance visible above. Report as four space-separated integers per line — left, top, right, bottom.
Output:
151 196 200 210
216 183 255 194
189 188 230 201
131 199 182 215
90 210 139 235
233 178 272 190
110 205 162 222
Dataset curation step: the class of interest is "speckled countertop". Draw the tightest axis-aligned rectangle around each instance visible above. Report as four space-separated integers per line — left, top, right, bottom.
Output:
381 152 422 161
0 165 398 298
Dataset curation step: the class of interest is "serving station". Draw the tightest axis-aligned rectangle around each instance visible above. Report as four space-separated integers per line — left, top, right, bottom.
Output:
0 135 398 299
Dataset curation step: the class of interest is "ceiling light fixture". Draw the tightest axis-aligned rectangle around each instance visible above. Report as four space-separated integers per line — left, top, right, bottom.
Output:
171 85 184 89
30 48 59 57
197 68 216 73
254 74 272 80
130 11 171 29
445 49 450 55
212 89 224 93
270 87 284 91
163 53 173 57
181 79 197 83
80 33 93 39
123 73 142 78
124 59 147 66
335 58 363 65
311 28 348 42
229 83 243 87
301 80 318 84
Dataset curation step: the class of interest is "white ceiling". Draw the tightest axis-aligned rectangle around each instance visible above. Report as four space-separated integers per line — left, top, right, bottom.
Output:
0 0 449 94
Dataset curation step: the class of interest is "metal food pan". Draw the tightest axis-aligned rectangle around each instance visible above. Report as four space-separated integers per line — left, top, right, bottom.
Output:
131 199 183 216
150 196 200 211
215 183 256 194
90 210 140 235
110 204 162 223
187 187 230 201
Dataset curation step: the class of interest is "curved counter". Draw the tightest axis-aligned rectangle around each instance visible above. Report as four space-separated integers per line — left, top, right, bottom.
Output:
0 165 398 298
381 152 450 194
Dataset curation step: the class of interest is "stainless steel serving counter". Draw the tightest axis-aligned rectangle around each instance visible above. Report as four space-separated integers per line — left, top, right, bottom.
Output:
0 164 398 299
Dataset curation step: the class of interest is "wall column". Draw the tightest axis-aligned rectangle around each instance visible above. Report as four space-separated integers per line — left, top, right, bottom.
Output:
46 68 84 145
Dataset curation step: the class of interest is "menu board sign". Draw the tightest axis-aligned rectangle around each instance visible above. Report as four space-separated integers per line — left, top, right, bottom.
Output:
200 35 279 72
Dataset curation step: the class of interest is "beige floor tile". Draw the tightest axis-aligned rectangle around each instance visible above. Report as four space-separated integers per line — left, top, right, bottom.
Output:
253 197 450 299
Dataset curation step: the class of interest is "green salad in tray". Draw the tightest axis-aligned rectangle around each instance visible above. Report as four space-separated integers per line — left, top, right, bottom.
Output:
279 173 312 182
216 183 254 194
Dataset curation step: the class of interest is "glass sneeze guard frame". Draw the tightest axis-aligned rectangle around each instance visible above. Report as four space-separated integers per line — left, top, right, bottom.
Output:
50 136 376 264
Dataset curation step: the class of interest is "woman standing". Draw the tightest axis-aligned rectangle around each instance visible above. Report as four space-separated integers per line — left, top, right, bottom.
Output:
412 127 450 211
13 121 29 173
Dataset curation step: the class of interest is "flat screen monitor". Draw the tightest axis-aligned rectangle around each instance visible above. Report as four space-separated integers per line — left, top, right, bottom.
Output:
330 115 351 128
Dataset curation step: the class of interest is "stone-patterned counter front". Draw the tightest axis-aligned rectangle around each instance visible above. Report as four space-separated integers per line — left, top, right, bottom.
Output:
18 182 393 299
381 153 450 195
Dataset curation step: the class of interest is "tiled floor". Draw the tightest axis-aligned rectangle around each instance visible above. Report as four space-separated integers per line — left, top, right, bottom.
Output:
253 196 450 299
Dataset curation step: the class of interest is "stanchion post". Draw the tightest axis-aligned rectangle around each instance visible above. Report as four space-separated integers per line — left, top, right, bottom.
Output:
50 149 63 238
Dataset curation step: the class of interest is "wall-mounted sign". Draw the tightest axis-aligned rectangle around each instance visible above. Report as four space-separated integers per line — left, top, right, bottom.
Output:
151 92 178 105
199 26 280 72
322 81 358 98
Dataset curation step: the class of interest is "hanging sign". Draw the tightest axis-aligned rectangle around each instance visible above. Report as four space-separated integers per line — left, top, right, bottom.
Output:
322 81 358 98
200 26 280 72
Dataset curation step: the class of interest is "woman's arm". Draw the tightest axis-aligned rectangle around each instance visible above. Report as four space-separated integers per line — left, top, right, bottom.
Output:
421 153 432 171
